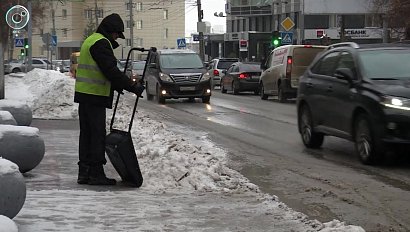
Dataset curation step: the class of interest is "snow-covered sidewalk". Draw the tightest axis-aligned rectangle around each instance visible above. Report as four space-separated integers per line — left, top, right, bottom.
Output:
2 70 364 231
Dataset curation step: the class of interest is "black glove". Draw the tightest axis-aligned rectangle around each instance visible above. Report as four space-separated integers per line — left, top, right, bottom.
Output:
131 82 145 97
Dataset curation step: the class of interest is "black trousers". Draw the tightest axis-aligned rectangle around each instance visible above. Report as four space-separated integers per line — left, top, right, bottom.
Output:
78 103 107 167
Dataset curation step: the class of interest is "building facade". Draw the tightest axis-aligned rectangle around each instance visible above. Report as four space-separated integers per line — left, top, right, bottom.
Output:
207 0 388 61
11 0 184 61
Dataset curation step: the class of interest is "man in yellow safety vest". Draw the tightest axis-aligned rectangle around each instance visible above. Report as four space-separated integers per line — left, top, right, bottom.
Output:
74 13 144 185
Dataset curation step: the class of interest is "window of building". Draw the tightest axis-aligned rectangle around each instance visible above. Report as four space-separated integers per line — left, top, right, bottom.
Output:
243 18 247 31
126 2 131 11
62 28 68 37
96 9 103 18
136 2 143 11
40 29 43 37
126 20 132 28
231 20 235 32
84 9 93 19
136 38 143 47
237 19 240 32
164 28 168 39
294 12 299 29
304 15 330 29
126 39 131 46
136 20 142 29
62 9 67 19
344 15 365 29
163 9 168 20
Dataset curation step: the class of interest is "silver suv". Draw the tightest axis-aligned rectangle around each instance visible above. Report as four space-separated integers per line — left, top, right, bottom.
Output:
4 58 51 73
207 58 239 89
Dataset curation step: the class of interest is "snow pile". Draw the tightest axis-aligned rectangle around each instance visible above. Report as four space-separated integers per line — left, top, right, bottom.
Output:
0 157 19 175
0 215 18 232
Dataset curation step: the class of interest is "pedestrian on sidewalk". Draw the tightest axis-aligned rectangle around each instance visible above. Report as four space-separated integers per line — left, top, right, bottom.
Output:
74 13 145 185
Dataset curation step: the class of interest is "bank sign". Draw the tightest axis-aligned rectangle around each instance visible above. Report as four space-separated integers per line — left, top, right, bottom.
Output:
304 28 384 40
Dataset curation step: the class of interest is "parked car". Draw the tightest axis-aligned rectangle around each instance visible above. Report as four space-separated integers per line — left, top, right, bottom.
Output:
130 60 146 82
297 42 410 165
4 60 24 73
52 60 63 71
207 58 240 89
4 58 51 73
259 44 327 102
59 59 70 73
144 49 211 104
32 57 52 70
221 62 262 95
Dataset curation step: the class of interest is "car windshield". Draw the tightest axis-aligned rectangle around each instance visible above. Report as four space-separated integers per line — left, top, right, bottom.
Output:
160 53 203 69
133 62 145 70
217 60 238 69
359 49 410 80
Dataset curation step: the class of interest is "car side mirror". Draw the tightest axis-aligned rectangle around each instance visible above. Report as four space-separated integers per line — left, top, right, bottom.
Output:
334 68 354 83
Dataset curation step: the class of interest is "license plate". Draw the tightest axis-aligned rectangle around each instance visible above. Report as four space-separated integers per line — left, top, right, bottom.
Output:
180 86 195 91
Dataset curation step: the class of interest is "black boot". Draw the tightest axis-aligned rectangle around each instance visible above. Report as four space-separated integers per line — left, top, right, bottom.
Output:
77 163 90 184
88 165 116 185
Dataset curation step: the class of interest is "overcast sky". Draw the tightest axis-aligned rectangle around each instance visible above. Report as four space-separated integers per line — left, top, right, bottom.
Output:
185 0 227 36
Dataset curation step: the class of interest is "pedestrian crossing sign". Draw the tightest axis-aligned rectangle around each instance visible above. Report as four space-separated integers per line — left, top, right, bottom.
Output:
177 38 186 48
280 32 293 45
15 38 24 47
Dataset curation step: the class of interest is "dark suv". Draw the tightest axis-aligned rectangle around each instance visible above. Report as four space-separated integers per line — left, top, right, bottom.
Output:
144 49 211 104
297 42 410 164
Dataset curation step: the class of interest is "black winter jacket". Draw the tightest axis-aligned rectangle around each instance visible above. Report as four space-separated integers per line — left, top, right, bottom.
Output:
74 13 133 109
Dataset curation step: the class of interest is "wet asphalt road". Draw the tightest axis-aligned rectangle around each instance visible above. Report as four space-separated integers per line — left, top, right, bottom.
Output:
131 90 410 232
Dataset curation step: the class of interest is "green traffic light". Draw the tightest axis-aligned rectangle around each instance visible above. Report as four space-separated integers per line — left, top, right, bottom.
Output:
24 44 29 49
273 39 279 46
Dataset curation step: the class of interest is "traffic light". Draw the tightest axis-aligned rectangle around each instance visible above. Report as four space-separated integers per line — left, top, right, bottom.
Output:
24 38 29 49
271 31 282 48
20 49 25 56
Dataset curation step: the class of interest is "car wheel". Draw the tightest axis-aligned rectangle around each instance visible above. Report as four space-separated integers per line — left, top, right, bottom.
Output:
12 68 21 73
354 114 383 165
260 82 268 100
221 82 227 93
232 82 239 95
146 82 154 101
298 105 324 148
278 84 287 103
156 85 165 104
202 96 210 103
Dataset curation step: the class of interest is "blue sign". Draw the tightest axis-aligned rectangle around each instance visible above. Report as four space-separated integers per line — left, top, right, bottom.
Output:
280 32 293 45
15 38 24 47
193 34 200 41
51 35 57 46
177 38 186 48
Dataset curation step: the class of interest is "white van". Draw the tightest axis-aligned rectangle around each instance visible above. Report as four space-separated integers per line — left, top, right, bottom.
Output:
259 45 327 102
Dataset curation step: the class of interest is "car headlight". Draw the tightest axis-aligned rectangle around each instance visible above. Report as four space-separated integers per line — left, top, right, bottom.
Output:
381 95 410 111
200 72 211 82
159 72 174 82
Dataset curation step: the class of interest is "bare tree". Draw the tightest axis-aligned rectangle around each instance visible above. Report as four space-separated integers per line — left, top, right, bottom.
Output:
372 0 410 40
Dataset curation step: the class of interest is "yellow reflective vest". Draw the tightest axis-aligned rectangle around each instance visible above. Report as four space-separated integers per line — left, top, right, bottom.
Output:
75 33 112 96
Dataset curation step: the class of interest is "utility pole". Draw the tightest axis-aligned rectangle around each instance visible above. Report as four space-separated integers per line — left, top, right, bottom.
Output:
52 4 56 63
0 43 4 99
27 0 33 72
129 0 134 60
197 0 205 61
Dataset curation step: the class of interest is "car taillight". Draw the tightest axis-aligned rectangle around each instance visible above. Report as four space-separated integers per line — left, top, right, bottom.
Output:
239 73 250 79
213 70 219 76
286 56 292 78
